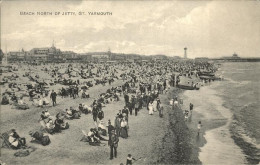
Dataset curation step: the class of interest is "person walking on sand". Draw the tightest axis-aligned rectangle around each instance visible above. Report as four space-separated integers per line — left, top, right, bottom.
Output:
50 90 57 106
197 121 202 135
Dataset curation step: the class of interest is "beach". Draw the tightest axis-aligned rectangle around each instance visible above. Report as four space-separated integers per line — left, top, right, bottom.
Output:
0 63 192 165
1 62 259 165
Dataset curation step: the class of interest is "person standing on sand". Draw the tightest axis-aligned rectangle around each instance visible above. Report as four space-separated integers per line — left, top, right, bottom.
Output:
92 104 98 124
50 90 57 106
197 121 202 135
107 120 115 141
109 130 119 160
173 98 179 109
114 114 121 136
124 93 129 106
190 103 193 113
148 101 154 115
122 106 129 117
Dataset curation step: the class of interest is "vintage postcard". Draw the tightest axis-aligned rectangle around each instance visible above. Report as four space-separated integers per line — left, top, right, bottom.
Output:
0 1 259 165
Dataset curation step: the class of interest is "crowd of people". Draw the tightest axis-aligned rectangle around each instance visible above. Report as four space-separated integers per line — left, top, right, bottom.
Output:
1 60 217 162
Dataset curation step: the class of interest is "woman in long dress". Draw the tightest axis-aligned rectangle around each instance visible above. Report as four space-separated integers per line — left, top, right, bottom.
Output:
148 101 154 115
120 118 128 138
153 99 158 112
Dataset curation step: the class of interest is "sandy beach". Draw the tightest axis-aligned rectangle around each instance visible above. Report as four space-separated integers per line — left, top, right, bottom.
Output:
1 62 253 165
0 65 193 165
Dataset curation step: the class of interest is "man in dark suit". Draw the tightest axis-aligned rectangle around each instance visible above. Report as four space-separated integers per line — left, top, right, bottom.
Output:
122 106 129 117
109 130 119 160
124 93 129 106
107 120 115 142
50 90 57 106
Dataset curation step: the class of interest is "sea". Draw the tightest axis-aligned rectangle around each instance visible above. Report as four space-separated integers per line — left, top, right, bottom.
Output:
183 62 260 164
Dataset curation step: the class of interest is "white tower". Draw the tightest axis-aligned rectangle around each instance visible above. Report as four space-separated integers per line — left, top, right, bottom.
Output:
184 47 187 58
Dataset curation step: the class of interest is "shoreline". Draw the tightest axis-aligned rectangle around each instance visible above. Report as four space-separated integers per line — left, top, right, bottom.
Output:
182 82 248 165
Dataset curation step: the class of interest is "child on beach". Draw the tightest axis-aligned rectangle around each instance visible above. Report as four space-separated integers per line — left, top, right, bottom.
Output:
197 121 202 135
184 110 189 121
126 154 136 165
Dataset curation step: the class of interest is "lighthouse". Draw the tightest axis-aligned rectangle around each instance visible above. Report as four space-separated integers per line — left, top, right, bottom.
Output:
184 47 187 58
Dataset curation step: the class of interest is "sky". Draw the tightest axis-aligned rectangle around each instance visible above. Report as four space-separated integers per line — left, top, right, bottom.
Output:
1 0 260 58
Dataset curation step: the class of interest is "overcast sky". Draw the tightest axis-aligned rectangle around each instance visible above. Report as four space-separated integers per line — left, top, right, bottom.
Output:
1 0 260 58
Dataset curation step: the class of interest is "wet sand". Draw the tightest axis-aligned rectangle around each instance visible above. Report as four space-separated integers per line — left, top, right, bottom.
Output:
183 83 247 165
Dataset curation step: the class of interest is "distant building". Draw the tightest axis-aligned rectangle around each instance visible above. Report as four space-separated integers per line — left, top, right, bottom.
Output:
195 57 209 62
152 55 168 61
91 52 110 62
28 43 62 62
111 53 127 61
7 49 29 62
62 51 77 61
78 53 92 62
222 52 241 60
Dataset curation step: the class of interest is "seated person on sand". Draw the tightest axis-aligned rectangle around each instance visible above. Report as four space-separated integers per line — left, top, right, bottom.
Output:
98 120 107 136
70 107 81 117
1 94 9 105
65 108 73 119
42 95 50 106
79 103 89 114
83 103 92 113
29 130 51 146
93 128 107 141
39 110 51 123
16 96 29 110
8 129 26 149
29 90 36 101
86 128 101 145
55 115 69 131
45 117 55 134
78 103 84 112
81 90 90 99
10 93 18 104
33 95 43 107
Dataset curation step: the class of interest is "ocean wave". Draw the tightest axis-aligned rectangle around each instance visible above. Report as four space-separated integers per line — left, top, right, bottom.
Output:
236 69 253 71
224 78 252 86
230 115 260 164
237 91 256 99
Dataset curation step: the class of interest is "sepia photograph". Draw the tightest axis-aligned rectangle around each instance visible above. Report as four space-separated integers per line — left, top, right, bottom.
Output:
0 0 259 164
